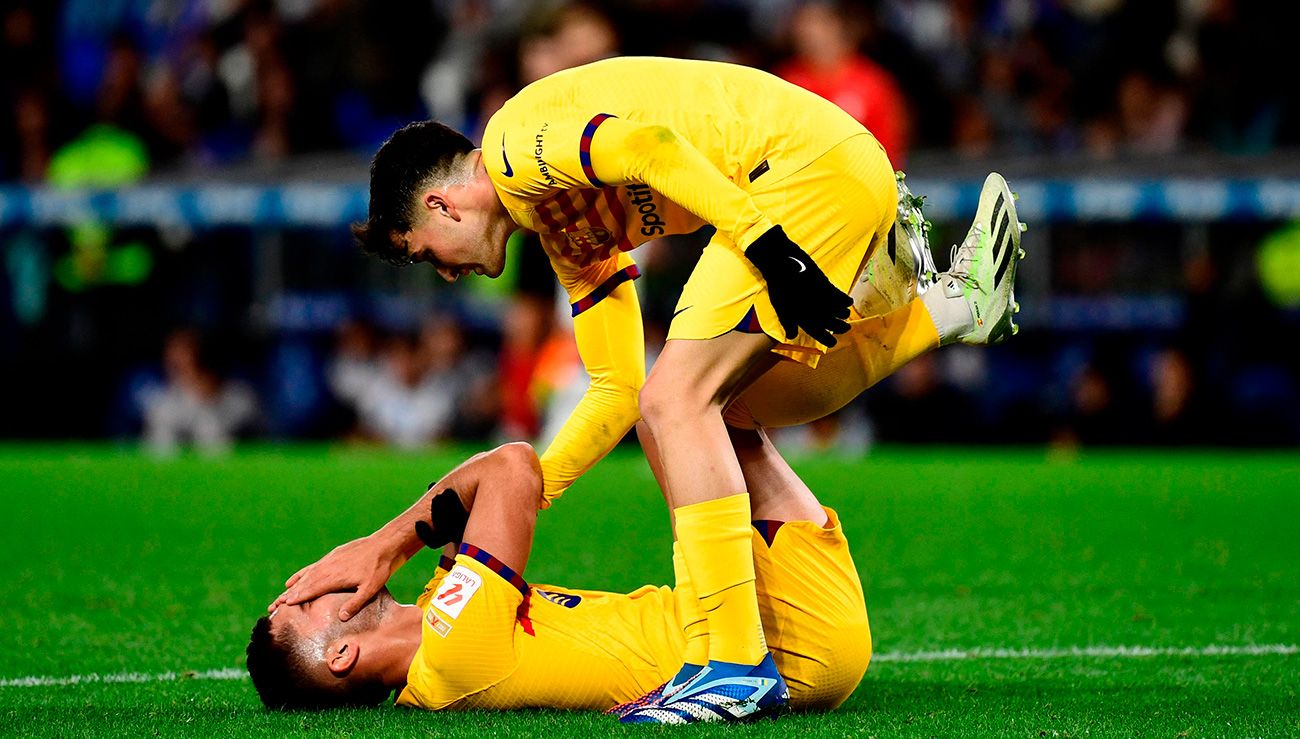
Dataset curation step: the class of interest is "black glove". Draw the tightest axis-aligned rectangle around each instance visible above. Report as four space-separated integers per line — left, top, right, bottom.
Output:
414 486 469 549
745 226 852 347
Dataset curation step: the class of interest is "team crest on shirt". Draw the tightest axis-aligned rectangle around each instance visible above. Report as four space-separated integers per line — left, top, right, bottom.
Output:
533 589 582 608
567 227 615 250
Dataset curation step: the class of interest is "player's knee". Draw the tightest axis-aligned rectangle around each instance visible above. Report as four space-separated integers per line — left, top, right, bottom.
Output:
637 378 671 427
639 374 709 429
638 381 678 430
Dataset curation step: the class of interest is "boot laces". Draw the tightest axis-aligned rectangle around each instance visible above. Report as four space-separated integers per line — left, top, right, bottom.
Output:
946 226 984 292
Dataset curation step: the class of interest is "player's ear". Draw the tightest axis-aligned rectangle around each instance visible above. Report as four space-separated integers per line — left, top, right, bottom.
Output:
423 191 461 222
325 638 360 677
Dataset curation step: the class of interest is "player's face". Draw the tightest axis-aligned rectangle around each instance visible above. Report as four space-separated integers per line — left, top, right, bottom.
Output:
269 592 346 638
269 589 392 641
402 208 509 283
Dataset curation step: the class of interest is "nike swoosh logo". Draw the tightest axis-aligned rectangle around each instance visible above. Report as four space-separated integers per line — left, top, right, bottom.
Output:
500 133 513 177
672 305 693 319
788 256 807 273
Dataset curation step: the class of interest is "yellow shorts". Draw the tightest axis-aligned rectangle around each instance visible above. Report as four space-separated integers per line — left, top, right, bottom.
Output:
668 133 897 369
754 507 872 710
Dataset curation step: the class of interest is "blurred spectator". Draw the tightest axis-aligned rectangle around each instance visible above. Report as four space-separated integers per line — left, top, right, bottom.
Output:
141 330 259 456
1 0 1291 173
777 0 909 165
1049 346 1154 449
519 2 619 84
2 2 58 181
532 311 584 448
496 293 583 445
1050 361 1114 450
354 333 457 449
864 354 975 443
420 0 503 133
350 316 495 449
498 294 555 440
1112 69 1188 156
1145 346 1215 446
6 0 1300 451
771 407 874 456
1189 0 1296 152
327 319 382 411
420 315 500 440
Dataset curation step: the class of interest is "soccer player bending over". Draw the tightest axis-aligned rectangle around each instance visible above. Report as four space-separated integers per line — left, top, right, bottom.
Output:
248 436 871 718
289 56 1025 722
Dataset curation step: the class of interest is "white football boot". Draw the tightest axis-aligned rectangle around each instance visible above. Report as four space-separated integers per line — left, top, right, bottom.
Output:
851 171 938 318
929 172 1025 345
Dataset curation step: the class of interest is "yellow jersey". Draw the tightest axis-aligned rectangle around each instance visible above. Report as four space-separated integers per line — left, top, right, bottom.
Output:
395 510 871 712
395 552 683 711
480 57 867 498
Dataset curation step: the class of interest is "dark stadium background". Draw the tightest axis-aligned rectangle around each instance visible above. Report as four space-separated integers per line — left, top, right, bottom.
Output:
1 0 1298 449
2 3 1297 736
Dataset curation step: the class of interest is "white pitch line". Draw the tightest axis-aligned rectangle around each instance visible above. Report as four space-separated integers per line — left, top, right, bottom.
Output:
1 645 1294 689
0 667 245 688
871 644 1298 663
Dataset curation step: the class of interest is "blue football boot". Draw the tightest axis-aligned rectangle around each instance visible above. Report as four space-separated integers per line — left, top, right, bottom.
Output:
605 663 703 719
619 654 788 724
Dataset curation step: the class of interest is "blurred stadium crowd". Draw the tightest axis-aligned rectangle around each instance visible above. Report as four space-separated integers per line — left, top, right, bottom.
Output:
6 0 1297 174
2 0 1298 451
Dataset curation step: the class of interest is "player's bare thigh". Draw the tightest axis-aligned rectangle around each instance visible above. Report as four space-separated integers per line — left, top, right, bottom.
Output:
638 331 779 507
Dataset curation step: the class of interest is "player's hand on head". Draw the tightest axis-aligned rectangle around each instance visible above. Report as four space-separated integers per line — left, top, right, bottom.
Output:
745 225 852 347
267 534 400 621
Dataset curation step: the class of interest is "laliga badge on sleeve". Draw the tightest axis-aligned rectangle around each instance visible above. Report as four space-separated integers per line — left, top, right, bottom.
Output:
431 565 483 620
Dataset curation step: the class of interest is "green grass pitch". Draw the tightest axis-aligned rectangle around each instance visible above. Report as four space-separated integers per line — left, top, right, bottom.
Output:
1 445 1297 737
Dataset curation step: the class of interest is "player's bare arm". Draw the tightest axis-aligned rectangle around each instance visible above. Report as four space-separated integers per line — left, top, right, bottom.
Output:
269 443 541 620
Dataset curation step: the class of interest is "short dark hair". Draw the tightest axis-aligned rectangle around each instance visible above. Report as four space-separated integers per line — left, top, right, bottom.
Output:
351 120 476 266
245 616 391 711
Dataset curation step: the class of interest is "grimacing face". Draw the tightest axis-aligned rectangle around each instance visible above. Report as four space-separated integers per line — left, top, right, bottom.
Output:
269 589 392 648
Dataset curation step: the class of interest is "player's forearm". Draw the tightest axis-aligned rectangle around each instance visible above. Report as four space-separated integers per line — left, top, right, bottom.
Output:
369 493 446 563
369 453 489 561
591 122 775 251
540 280 646 498
540 380 641 497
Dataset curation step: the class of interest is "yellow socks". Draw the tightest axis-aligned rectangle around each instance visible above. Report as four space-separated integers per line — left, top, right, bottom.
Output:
726 299 941 430
672 541 709 666
848 298 941 389
674 493 767 666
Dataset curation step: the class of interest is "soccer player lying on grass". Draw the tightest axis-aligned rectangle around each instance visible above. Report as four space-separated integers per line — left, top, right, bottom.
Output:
247 436 871 718
347 56 1025 723
272 158 1021 721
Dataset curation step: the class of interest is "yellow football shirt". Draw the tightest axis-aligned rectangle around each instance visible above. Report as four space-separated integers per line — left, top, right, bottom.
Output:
396 555 683 711
480 56 867 497
395 509 869 712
